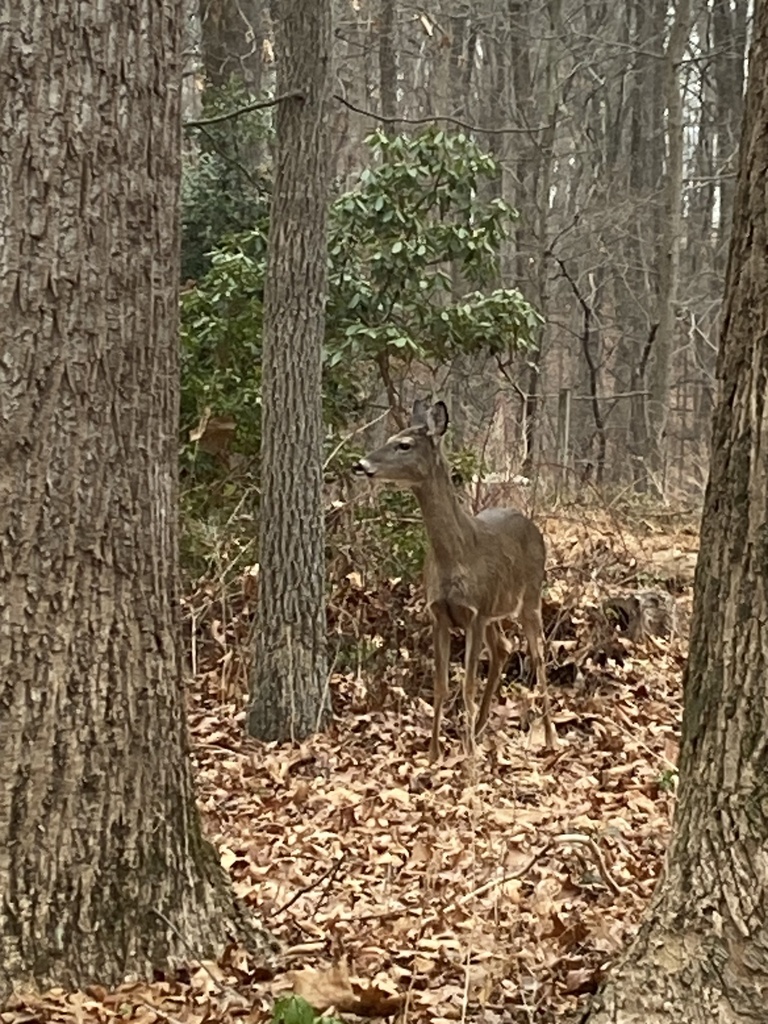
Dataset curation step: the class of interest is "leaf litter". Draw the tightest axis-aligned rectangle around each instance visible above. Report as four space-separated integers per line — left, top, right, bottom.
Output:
2 507 696 1024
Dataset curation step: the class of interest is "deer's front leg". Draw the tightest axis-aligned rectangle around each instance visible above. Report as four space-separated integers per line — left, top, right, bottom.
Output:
462 614 485 756
429 617 451 762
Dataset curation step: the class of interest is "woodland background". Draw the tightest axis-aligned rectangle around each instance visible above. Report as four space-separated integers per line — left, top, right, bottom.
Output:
2 1 760 1023
170 0 727 1019
180 0 747 532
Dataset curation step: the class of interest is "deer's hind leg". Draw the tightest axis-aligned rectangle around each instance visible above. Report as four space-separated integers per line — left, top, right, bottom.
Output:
520 597 556 750
476 622 511 734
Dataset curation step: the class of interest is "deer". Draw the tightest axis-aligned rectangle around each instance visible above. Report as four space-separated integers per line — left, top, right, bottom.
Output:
352 399 556 761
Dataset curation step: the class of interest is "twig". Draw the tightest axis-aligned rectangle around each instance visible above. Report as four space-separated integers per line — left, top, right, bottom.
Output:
460 942 472 1024
184 89 304 128
184 88 551 136
459 831 622 904
459 842 552 903
195 123 262 187
553 832 622 895
270 854 346 918
323 408 391 470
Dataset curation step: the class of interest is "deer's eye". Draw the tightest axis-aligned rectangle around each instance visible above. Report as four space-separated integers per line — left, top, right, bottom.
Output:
396 441 412 452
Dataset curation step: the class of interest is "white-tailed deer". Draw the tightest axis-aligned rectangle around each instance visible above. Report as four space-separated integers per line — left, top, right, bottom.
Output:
352 399 555 760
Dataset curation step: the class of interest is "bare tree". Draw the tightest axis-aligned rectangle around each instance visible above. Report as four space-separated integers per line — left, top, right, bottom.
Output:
247 0 333 742
586 0 768 1015
648 0 693 490
0 0 269 998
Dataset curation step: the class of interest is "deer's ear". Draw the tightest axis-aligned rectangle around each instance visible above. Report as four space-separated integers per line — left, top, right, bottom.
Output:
426 401 449 438
410 399 429 426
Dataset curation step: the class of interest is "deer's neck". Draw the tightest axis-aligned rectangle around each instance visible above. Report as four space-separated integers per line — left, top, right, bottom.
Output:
412 464 475 565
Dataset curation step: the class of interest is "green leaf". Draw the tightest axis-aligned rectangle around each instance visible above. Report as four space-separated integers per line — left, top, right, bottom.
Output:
272 996 319 1024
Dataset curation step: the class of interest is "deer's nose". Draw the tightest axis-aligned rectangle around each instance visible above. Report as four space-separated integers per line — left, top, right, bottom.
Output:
352 459 375 477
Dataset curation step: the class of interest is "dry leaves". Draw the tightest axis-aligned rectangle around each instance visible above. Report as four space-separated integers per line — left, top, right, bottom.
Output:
3 507 695 1024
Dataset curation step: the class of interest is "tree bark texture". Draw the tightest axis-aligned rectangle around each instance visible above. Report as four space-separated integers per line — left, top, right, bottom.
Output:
247 0 332 743
0 0 271 998
586 1 768 1019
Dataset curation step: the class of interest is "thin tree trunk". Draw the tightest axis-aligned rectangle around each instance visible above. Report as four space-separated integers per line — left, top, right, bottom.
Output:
247 0 333 743
0 0 269 998
522 0 560 477
378 0 398 124
586 2 768 1016
648 0 692 493
712 0 749 273
619 0 665 492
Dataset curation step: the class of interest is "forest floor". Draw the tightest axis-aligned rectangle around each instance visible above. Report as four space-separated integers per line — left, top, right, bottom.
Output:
3 504 700 1024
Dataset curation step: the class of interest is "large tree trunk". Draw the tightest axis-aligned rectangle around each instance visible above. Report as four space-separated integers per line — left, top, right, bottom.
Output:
0 0 271 999
586 2 768 1019
247 0 332 743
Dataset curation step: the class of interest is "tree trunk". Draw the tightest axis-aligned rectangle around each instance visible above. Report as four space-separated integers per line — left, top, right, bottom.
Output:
247 0 332 743
647 0 692 494
0 0 270 999
712 0 749 273
378 0 398 124
586 1 768 1017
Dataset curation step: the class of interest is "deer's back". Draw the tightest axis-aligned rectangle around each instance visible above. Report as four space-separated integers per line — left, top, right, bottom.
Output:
423 507 545 621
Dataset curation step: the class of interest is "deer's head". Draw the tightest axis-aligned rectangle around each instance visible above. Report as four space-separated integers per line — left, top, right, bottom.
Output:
352 400 449 487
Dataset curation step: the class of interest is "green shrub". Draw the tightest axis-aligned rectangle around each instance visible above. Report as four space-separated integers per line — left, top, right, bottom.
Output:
179 126 541 579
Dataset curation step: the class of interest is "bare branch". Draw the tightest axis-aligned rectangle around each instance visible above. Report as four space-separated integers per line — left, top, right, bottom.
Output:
183 89 551 136
184 89 305 128
334 92 551 136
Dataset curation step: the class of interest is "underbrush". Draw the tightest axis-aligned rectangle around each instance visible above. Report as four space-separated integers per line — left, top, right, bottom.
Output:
7 504 699 1024
177 502 697 1023
181 498 698 713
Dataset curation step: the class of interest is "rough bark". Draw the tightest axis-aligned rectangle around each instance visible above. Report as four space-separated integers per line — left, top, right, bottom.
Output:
247 0 332 742
0 0 273 1000
585 1 768 1018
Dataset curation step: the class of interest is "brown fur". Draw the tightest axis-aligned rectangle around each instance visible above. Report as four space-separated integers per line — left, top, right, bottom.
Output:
353 400 555 759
